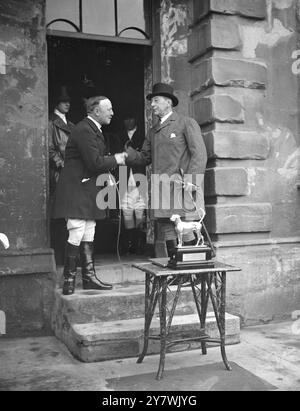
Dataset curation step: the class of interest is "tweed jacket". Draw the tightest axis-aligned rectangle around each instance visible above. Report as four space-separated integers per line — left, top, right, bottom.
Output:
125 111 207 220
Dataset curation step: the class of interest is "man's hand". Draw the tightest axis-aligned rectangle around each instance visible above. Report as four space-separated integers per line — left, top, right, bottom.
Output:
183 180 196 193
125 146 137 165
114 152 128 165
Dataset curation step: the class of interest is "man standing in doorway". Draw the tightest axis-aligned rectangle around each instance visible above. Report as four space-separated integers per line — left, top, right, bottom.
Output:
53 89 127 295
125 83 207 257
120 115 146 255
49 86 74 265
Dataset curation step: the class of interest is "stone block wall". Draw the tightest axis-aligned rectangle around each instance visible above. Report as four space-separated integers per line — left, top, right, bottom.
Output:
189 0 300 241
185 0 300 324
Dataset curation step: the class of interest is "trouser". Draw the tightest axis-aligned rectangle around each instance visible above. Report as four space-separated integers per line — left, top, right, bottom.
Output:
121 186 146 229
66 219 96 246
157 220 195 243
155 219 196 258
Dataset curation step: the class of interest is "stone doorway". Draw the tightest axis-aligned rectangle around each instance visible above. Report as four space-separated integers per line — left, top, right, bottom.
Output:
47 35 153 264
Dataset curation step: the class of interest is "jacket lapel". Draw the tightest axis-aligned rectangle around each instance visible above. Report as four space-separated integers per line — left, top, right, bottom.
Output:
85 117 105 142
53 115 72 134
154 111 177 133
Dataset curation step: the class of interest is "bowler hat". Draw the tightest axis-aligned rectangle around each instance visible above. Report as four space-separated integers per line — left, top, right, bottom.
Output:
55 85 71 103
146 82 178 107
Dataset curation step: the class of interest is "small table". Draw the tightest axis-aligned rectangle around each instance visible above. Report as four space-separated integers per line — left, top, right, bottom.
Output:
133 259 241 380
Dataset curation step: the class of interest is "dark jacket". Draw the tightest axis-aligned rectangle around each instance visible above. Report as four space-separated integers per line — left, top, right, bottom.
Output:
126 112 207 220
49 113 74 194
52 117 118 220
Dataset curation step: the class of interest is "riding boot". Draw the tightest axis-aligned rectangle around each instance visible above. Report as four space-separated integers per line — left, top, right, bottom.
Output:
120 229 133 255
166 240 178 258
62 242 80 295
80 241 113 290
135 230 146 255
129 228 138 254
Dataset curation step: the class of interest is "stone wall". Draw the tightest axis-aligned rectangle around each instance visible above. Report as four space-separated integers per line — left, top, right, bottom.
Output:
0 0 55 336
163 0 300 324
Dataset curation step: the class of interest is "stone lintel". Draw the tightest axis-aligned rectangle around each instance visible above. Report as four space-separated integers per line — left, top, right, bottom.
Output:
205 167 248 197
192 0 267 23
203 130 270 160
205 203 272 234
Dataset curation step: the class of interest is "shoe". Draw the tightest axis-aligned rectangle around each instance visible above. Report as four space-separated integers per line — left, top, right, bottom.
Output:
62 242 80 295
80 241 113 290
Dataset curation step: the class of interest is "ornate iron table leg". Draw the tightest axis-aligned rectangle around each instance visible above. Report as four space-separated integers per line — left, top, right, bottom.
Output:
190 274 208 355
200 274 208 355
207 271 231 371
137 273 159 364
219 271 231 371
166 275 186 334
156 276 168 380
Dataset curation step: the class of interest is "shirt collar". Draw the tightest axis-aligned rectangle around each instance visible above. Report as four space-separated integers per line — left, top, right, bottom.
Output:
87 115 102 132
127 127 137 140
54 109 67 124
160 111 173 124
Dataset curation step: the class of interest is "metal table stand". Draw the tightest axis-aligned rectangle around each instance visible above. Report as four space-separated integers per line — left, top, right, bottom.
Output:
133 260 241 380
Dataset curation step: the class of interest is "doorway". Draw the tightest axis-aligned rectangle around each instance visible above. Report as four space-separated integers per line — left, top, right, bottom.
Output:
47 35 150 257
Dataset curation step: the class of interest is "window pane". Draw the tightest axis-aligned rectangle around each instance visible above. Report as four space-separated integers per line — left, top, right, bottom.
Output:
82 0 115 36
118 0 147 39
46 0 80 32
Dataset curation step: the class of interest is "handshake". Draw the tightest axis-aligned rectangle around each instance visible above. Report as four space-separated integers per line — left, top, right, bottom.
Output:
114 152 128 166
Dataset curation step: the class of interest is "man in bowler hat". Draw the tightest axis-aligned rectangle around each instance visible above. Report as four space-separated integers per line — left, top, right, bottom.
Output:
52 88 127 295
125 83 208 257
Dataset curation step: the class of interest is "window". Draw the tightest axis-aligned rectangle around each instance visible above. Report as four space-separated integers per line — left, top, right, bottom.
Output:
46 0 151 41
46 0 80 32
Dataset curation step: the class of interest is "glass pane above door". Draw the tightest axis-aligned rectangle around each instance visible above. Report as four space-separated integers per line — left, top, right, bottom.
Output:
46 0 80 32
82 0 115 36
118 0 147 39
46 0 151 41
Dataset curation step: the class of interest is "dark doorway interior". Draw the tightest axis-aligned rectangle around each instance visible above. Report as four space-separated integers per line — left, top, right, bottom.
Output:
47 35 147 255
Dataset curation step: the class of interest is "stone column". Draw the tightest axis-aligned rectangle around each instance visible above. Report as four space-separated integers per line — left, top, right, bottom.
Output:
0 0 55 336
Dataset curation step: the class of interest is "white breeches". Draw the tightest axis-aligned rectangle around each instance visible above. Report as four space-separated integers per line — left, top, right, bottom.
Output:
66 219 96 246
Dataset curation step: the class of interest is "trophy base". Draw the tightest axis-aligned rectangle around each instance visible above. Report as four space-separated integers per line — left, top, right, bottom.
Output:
167 245 214 270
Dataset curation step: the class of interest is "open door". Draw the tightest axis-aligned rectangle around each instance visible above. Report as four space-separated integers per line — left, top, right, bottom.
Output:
47 35 149 258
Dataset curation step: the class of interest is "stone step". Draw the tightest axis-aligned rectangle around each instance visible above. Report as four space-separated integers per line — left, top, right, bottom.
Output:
95 260 146 284
55 256 148 287
52 262 241 363
56 312 240 362
52 284 199 324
